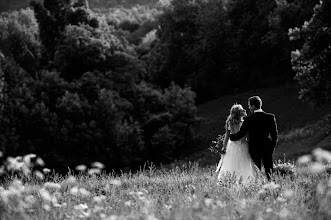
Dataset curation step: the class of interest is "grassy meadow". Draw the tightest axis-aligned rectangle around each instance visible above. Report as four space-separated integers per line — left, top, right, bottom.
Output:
0 152 331 220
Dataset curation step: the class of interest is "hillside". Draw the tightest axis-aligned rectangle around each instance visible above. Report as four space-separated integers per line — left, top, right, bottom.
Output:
193 83 331 166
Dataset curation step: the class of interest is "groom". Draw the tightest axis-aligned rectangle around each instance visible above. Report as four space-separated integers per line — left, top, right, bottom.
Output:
230 96 278 180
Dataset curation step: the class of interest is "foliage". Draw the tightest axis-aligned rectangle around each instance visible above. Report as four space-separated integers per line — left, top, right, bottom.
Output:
0 1 199 172
146 0 319 103
290 0 331 107
94 6 161 46
0 8 41 75
30 0 99 63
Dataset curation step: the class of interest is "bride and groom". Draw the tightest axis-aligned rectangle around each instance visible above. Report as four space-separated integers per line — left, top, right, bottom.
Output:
216 96 278 183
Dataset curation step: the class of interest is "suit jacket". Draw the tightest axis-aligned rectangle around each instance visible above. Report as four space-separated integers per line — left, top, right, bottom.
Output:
229 111 278 155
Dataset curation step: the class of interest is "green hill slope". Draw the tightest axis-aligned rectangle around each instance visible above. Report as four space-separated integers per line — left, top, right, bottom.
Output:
194 83 331 166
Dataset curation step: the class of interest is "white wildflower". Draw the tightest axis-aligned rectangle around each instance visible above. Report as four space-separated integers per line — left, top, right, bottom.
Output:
309 162 325 174
124 200 132 206
279 207 290 218
34 170 44 180
25 195 36 205
79 188 91 197
88 168 101 175
313 148 331 163
277 197 286 202
204 198 213 208
66 176 77 184
91 162 105 169
74 203 88 210
39 188 52 202
43 168 51 174
35 157 45 166
23 154 36 167
262 181 280 190
93 195 107 203
283 189 294 198
297 155 312 164
109 179 121 186
75 165 87 172
70 186 79 196
43 204 51 211
44 182 61 190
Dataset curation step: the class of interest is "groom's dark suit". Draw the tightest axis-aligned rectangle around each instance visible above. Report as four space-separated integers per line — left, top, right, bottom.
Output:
230 111 278 179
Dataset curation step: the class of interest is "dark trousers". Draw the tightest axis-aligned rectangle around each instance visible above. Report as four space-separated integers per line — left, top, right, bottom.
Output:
250 148 274 180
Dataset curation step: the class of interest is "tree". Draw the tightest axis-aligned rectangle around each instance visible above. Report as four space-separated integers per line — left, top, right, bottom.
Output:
0 8 41 76
290 0 331 107
31 0 99 63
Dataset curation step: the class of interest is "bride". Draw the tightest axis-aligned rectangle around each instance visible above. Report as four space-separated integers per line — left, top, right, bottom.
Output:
216 104 258 183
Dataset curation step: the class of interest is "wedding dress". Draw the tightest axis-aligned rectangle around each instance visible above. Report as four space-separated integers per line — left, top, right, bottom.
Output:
216 120 258 184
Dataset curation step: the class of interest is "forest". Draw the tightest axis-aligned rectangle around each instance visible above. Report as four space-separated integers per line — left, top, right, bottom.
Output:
0 0 330 173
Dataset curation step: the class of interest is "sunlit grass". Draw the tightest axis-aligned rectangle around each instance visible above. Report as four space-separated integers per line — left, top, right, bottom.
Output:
0 149 331 220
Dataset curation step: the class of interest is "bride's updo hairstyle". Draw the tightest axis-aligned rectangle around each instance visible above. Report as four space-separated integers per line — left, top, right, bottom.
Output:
225 104 247 128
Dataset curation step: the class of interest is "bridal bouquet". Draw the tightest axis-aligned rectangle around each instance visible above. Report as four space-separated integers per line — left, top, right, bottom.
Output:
208 134 226 155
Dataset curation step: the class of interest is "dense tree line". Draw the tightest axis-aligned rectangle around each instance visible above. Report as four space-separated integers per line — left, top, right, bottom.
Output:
0 0 159 12
0 0 198 173
146 0 320 102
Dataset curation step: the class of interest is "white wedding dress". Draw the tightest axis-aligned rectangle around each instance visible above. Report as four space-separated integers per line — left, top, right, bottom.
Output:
216 120 258 184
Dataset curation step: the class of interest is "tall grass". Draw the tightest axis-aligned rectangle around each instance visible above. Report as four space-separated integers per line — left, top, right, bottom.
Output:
0 149 331 219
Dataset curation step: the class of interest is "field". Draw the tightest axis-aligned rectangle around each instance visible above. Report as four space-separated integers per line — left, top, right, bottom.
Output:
0 152 331 220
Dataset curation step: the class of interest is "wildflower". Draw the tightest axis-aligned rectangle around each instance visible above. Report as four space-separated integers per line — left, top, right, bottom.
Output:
309 162 325 174
0 165 5 175
204 198 213 208
279 207 290 218
35 157 45 166
75 165 87 172
25 195 36 205
0 190 11 203
109 179 121 186
79 188 91 197
43 168 51 174
44 182 61 190
34 170 45 180
39 188 52 202
312 148 331 163
216 200 226 208
70 186 79 196
297 155 312 164
266 208 273 212
262 181 280 190
74 203 89 210
317 183 325 195
277 197 286 202
88 168 101 175
0 151 3 157
7 157 25 171
51 195 59 206
23 154 36 167
93 195 107 203
43 204 51 211
124 200 132 206
282 189 294 198
92 205 104 213
91 162 105 169
66 176 77 184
